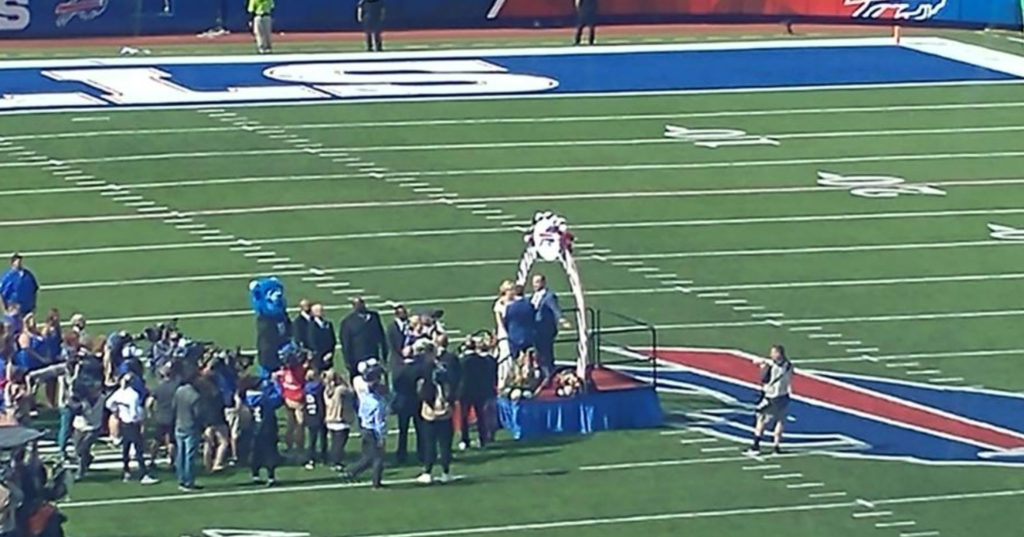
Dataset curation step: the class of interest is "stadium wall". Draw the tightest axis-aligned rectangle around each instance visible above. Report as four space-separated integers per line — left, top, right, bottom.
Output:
0 0 1020 39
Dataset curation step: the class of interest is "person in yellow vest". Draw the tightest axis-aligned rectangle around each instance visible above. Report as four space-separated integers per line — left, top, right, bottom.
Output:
248 0 274 54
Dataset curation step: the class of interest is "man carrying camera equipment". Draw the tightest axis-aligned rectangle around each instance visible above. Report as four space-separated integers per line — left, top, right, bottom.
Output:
149 363 180 471
69 380 104 482
343 360 387 489
171 375 203 492
747 344 794 456
415 340 456 485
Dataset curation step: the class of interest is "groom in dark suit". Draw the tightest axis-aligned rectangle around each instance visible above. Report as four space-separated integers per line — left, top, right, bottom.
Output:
339 297 388 379
531 274 568 385
503 284 536 361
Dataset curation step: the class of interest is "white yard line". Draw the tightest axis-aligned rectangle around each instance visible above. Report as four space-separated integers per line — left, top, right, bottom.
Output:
8 202 1024 229
4 173 1022 199
10 100 1024 141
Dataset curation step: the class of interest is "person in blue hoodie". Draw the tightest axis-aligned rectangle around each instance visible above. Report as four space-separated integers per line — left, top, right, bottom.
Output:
0 254 38 316
245 377 283 486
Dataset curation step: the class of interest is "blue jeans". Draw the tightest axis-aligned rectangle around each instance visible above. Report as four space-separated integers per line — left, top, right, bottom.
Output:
57 407 72 455
174 430 199 487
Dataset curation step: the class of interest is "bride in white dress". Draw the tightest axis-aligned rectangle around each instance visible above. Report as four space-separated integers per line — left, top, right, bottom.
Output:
493 280 514 390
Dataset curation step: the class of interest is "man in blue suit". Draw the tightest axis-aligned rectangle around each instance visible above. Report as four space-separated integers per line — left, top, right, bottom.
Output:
531 274 569 386
503 285 535 362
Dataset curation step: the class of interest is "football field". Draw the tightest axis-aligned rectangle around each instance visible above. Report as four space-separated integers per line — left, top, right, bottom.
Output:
1 29 1024 537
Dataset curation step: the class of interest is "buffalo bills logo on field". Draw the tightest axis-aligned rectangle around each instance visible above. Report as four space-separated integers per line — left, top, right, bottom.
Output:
843 0 947 21
625 347 1024 466
54 0 109 27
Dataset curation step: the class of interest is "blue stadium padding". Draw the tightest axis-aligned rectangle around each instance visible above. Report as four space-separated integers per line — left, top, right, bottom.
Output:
497 386 663 440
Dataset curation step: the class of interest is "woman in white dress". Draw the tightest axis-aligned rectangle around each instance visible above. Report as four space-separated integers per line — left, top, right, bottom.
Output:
493 280 514 390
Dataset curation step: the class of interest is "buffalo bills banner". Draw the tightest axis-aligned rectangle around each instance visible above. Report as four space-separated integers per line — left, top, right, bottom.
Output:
0 0 1021 39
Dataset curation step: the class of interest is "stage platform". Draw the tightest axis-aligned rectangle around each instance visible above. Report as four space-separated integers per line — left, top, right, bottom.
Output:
497 366 664 440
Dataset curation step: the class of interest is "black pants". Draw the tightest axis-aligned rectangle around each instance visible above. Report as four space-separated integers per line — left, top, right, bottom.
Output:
307 423 327 463
120 422 148 474
421 419 453 474
251 432 279 479
459 398 490 447
73 430 98 478
329 428 350 466
363 5 383 51
534 334 556 385
395 408 422 464
348 432 384 487
574 3 597 45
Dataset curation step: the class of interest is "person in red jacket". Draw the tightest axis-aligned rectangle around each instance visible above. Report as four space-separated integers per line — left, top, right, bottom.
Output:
274 350 308 453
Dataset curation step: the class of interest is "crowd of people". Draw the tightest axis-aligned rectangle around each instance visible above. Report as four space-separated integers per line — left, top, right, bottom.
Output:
0 252 579 494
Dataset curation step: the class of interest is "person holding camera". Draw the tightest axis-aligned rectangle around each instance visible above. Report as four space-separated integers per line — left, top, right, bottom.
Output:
415 340 456 485
148 363 180 471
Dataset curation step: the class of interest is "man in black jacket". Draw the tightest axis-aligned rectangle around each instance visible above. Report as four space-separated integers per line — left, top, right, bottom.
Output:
308 303 336 372
391 353 423 465
458 339 498 450
386 304 409 374
293 299 312 350
338 297 388 378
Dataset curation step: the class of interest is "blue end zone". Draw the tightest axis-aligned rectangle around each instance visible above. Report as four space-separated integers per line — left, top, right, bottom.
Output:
495 46 1016 93
0 39 1020 113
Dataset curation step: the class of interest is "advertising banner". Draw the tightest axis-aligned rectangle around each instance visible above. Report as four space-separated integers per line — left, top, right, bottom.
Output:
0 0 1020 40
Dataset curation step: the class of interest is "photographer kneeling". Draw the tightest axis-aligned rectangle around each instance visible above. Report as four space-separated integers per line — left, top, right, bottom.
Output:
414 340 456 485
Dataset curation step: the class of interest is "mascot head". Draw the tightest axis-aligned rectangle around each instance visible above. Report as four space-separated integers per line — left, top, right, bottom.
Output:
249 276 288 320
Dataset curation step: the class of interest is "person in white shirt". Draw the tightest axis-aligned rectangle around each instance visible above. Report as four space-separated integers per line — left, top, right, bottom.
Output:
493 280 514 389
747 345 794 455
106 373 159 484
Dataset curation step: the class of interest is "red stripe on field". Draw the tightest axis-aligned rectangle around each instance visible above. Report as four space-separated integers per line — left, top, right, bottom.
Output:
653 349 1024 450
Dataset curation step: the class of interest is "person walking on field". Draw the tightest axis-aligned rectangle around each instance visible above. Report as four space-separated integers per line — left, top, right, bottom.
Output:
248 0 274 54
573 0 598 46
747 344 793 456
358 0 385 52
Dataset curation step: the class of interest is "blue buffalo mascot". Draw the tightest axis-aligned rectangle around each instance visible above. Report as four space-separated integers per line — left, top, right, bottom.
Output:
249 276 292 378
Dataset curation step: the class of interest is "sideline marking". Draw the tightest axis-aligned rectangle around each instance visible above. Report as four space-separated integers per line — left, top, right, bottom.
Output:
340 488 1024 537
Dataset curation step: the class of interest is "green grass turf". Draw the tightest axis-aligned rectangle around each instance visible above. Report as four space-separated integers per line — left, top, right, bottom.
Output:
1 29 1024 537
